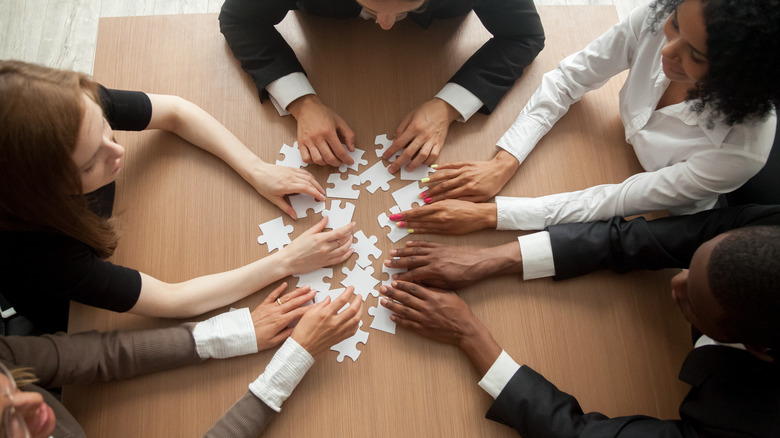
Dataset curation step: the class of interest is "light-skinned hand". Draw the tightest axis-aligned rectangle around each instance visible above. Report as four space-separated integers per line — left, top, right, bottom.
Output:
291 286 363 356
288 95 356 167
251 283 317 351
280 217 355 275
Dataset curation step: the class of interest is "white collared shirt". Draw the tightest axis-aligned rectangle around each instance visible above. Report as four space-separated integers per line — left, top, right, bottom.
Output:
495 5 775 231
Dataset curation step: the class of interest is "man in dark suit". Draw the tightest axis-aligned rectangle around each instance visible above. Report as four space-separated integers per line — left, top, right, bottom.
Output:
219 0 544 172
379 226 780 436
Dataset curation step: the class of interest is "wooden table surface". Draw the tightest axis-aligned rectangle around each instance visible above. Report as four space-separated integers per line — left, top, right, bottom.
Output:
63 6 692 437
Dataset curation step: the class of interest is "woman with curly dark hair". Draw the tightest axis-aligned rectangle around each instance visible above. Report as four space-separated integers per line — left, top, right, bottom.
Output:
388 0 780 236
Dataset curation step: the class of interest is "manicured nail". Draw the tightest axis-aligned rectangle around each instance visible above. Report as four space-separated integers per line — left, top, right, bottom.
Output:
424 197 432 204
407 229 415 234
421 177 430 183
396 221 405 227
389 213 402 221
417 191 427 199
431 164 438 169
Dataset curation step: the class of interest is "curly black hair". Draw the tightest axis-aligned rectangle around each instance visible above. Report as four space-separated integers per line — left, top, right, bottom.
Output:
649 0 780 126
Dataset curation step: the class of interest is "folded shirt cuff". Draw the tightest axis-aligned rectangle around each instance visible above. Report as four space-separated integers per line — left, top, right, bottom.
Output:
478 350 521 400
248 338 315 412
193 308 258 359
496 196 547 230
517 231 556 280
435 82 484 122
266 72 316 116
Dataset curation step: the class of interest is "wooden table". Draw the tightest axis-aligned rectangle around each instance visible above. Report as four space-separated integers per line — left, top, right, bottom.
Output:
64 6 692 437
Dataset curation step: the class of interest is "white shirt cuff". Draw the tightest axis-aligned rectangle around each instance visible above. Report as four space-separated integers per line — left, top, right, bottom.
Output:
495 114 545 165
435 83 484 122
517 231 556 280
248 337 315 412
478 350 521 400
193 308 258 359
266 72 316 116
495 196 547 230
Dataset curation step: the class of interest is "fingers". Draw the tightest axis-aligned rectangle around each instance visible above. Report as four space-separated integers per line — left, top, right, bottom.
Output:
302 216 329 236
407 140 436 171
298 143 313 164
329 286 356 312
280 287 316 310
272 196 298 220
314 139 341 167
336 119 356 153
325 131 353 166
379 286 425 322
385 116 413 162
262 282 289 304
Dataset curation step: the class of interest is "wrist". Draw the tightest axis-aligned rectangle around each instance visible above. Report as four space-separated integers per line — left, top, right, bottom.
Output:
287 94 320 119
433 97 461 123
478 203 498 229
492 150 520 175
479 242 523 278
458 319 502 376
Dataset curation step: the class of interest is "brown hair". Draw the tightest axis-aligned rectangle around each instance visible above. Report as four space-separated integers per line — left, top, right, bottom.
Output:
0 60 117 258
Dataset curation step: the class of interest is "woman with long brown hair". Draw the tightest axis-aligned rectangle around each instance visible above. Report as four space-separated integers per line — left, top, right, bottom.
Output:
0 60 354 333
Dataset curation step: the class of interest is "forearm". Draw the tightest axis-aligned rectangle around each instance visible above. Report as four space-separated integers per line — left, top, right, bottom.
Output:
459 319 503 376
477 242 524 279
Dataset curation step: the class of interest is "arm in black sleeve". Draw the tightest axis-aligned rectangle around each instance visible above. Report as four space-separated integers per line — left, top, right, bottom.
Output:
448 0 545 113
548 204 780 280
97 86 152 131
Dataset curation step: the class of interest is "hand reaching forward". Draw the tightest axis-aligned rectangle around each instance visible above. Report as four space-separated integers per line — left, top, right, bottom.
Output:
291 286 363 356
423 150 520 203
280 217 355 275
385 98 460 174
288 95 356 167
245 161 326 219
251 283 317 352
389 199 497 235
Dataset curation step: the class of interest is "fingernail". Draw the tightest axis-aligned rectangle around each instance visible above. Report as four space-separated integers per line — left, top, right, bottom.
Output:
417 192 427 199
431 164 438 169
424 197 432 204
389 213 402 221
421 177 430 183
407 229 415 234
396 221 405 227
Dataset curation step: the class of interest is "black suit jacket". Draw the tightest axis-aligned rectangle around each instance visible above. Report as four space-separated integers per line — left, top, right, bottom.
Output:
546 204 780 280
486 345 780 437
219 0 545 113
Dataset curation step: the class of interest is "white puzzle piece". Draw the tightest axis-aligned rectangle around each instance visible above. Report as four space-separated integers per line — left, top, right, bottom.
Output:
257 217 294 253
322 200 355 230
359 161 395 193
377 206 408 243
400 164 435 181
338 146 368 173
331 320 369 363
381 260 407 286
368 298 396 334
340 264 380 301
374 134 400 162
288 193 325 219
392 181 427 211
313 287 351 313
276 142 308 168
326 173 361 199
293 268 334 293
352 230 382 268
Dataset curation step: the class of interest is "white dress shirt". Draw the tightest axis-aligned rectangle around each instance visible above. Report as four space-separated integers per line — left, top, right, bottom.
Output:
494 5 775 231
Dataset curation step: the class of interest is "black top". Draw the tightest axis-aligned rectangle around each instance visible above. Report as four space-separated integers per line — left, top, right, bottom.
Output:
0 87 152 333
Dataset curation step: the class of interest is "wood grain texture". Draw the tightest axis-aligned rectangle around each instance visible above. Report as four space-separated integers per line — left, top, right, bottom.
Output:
62 7 691 437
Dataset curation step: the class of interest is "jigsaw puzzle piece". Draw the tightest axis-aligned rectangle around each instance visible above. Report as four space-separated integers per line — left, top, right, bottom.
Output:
381 260 407 286
377 206 408 243
276 142 308 168
322 200 355 230
400 164 435 181
330 320 369 363
374 134 400 162
352 230 382 268
338 146 368 173
293 268 334 293
392 181 427 211
326 173 361 199
368 298 396 334
359 161 395 194
289 193 325 219
340 264 380 301
257 217 294 253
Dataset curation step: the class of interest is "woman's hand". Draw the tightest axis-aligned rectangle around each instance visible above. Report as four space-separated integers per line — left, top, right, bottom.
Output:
245 160 326 219
280 217 354 275
291 287 362 356
250 283 317 351
424 150 519 203
388 199 497 235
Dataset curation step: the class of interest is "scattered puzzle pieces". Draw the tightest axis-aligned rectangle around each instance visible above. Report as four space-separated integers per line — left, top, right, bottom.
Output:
374 134 400 162
288 193 325 219
257 217 294 253
331 320 369 362
338 146 368 173
326 173 361 199
359 161 395 193
341 264 380 300
400 164 435 181
293 268 334 293
276 142 308 169
377 206 408 243
322 200 356 230
352 230 382 268
368 298 396 334
392 181 426 211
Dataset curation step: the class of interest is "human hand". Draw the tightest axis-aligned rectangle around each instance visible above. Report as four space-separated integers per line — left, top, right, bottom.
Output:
387 199 497 235
250 283 317 352
288 95 356 167
424 150 520 203
245 160 326 219
385 99 460 174
280 217 354 275
291 286 362 356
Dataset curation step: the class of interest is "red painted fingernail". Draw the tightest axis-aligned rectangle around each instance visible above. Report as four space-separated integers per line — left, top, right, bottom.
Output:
396 221 405 227
389 213 402 221
417 192 427 199
424 197 432 204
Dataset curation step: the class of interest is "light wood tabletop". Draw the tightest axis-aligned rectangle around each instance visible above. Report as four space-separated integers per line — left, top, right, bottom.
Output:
63 6 692 437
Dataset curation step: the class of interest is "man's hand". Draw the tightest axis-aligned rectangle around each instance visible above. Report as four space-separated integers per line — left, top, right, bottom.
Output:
250 283 316 352
424 150 520 203
387 199 497 235
385 98 460 174
288 95 356 167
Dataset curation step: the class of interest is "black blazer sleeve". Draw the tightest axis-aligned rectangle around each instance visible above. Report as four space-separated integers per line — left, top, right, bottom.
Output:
486 366 694 437
547 204 780 280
